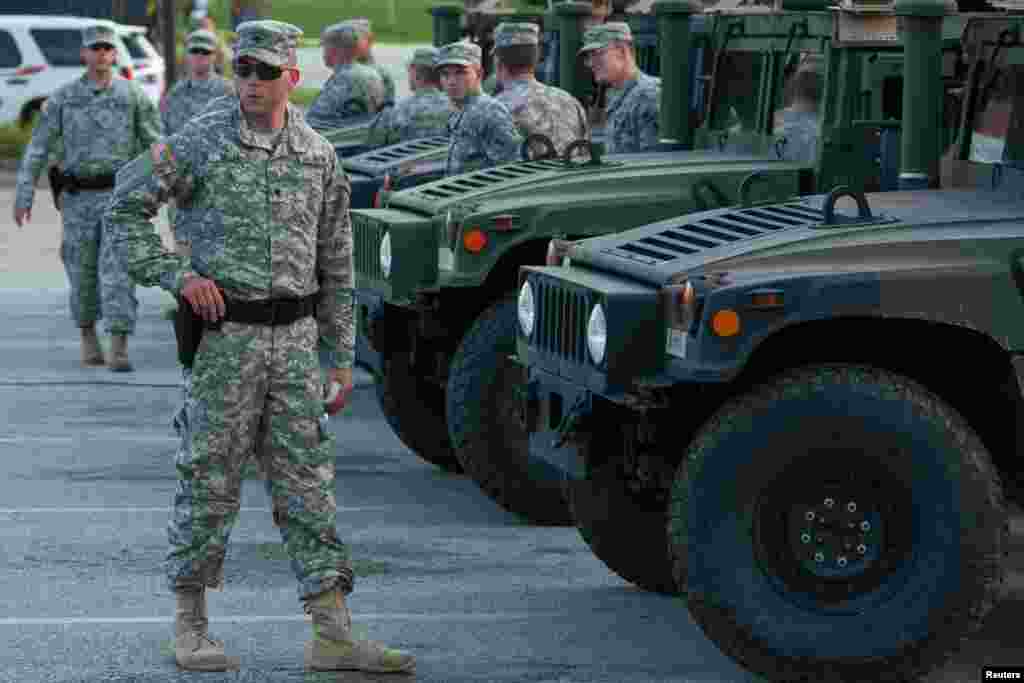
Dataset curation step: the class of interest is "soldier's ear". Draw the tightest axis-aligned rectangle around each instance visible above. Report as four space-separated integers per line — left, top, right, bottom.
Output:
287 67 301 89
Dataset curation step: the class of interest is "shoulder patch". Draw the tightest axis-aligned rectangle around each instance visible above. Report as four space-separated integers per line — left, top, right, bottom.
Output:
151 142 174 165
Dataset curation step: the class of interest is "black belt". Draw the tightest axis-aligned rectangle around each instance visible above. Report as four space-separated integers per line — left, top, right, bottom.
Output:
217 293 318 327
63 172 116 193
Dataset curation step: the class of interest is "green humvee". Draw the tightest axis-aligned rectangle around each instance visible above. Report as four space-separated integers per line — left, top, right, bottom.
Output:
516 8 1023 682
352 0 964 526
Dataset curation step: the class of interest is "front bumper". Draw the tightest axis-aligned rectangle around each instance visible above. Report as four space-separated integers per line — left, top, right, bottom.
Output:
354 289 383 378
520 360 591 483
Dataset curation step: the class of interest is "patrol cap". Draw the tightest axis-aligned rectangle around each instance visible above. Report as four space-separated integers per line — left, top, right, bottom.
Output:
578 22 633 54
493 22 540 51
235 20 303 67
408 46 440 69
436 41 482 68
186 29 218 53
83 24 117 49
321 19 370 47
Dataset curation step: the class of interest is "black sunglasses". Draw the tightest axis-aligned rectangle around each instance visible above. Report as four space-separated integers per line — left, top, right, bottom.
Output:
189 48 213 56
233 60 284 81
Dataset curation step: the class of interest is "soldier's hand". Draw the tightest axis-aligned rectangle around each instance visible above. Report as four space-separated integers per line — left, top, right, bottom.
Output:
182 275 226 323
13 206 31 228
324 367 354 415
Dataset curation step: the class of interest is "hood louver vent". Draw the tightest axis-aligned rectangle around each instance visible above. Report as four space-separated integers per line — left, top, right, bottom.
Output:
605 203 828 265
410 159 566 200
343 136 449 175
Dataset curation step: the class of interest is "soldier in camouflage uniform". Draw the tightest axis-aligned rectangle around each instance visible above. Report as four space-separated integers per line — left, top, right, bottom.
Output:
438 41 523 176
350 18 397 107
162 30 236 137
493 22 589 156
162 30 237 255
105 20 415 675
579 22 661 153
305 20 386 132
366 47 451 146
13 24 161 372
773 56 823 165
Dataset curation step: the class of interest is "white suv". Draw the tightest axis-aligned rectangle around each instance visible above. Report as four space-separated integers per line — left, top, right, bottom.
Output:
118 24 164 106
0 16 143 128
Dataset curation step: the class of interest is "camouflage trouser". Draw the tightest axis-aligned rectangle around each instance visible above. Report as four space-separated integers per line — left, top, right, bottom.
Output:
166 315 354 600
60 189 138 333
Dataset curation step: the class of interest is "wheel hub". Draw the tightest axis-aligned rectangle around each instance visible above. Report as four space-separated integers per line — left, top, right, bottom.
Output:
791 492 882 579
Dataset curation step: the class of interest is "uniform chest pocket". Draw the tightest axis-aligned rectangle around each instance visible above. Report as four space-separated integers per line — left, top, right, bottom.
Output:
88 99 132 132
203 159 270 249
269 160 324 236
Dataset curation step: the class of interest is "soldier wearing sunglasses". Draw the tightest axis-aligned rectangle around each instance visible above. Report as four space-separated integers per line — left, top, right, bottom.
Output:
106 20 415 675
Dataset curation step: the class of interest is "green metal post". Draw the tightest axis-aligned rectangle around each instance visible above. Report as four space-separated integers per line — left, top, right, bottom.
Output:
431 5 464 47
556 2 593 102
895 0 946 190
655 0 700 149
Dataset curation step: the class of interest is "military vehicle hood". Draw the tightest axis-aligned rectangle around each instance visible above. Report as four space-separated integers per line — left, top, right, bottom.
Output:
567 189 1024 287
341 136 449 178
382 151 801 217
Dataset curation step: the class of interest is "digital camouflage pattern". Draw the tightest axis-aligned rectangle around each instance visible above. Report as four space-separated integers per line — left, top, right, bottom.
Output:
305 62 386 132
605 71 660 153
362 56 396 107
446 93 523 175
496 78 588 155
366 86 451 146
82 23 117 48
233 19 302 67
105 100 356 599
16 75 160 334
775 109 820 164
161 77 236 137
578 21 634 54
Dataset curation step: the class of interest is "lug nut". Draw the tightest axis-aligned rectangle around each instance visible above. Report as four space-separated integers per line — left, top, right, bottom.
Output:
805 511 815 521
801 533 811 544
824 498 835 508
857 544 867 555
814 552 825 563
860 521 871 532
816 537 823 544
837 556 848 568
847 502 857 513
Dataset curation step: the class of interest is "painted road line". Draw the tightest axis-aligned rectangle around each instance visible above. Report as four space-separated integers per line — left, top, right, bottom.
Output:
0 612 556 626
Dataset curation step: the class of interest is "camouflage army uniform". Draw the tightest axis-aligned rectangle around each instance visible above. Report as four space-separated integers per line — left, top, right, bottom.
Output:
107 99 355 600
162 77 236 137
497 77 588 155
306 20 385 132
439 42 523 176
366 48 450 146
579 22 661 154
776 109 820 164
15 53 160 335
362 56 396 106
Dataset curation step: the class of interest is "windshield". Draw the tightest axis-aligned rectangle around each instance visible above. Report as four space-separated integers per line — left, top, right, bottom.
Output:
120 33 150 61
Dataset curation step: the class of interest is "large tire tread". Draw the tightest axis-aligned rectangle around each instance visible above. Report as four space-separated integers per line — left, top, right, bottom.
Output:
447 297 573 526
669 363 1007 683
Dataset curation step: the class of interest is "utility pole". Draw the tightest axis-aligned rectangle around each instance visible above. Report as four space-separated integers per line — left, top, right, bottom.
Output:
112 0 128 22
161 0 177 88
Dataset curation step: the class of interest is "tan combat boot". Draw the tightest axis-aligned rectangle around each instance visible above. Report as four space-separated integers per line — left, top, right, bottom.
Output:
79 325 105 366
108 333 133 372
173 588 239 671
304 589 415 674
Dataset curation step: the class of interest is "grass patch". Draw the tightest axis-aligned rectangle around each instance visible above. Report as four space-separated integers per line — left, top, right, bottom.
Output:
221 0 438 44
289 87 321 108
0 123 33 160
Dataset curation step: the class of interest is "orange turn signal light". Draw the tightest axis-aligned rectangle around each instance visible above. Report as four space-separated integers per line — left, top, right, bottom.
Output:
748 291 784 309
463 228 488 253
711 309 741 337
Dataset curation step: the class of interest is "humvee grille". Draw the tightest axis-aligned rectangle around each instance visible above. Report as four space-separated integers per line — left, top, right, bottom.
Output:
352 213 385 282
530 276 592 365
604 203 826 265
408 160 566 201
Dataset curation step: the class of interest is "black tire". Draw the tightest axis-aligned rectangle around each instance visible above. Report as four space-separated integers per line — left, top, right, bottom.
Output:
567 462 680 594
669 364 1007 683
376 351 463 474
446 297 573 526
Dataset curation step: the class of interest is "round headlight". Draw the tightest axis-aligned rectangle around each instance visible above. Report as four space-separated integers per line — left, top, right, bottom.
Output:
587 303 607 365
517 281 535 337
379 232 392 279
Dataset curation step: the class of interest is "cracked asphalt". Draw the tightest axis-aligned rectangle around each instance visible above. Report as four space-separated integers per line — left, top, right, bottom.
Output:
1 175 1022 683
